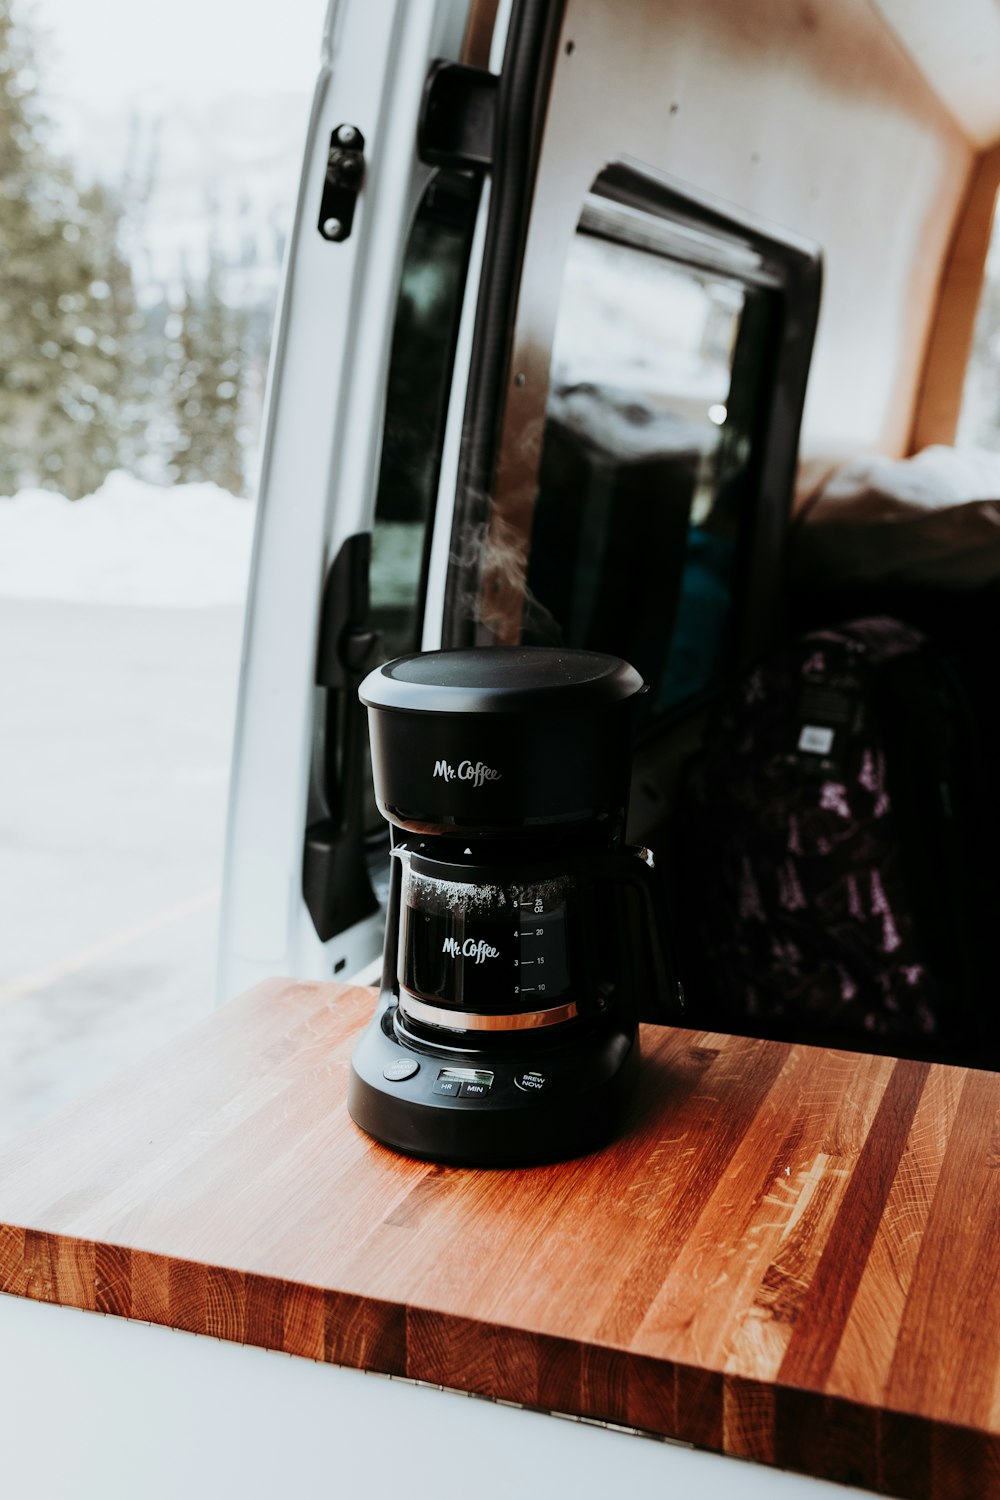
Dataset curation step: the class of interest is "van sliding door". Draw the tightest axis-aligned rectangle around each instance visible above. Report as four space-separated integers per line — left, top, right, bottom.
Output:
218 0 515 1001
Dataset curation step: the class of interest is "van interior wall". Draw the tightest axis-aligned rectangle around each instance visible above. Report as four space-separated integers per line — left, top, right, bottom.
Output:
492 0 972 541
480 0 999 1045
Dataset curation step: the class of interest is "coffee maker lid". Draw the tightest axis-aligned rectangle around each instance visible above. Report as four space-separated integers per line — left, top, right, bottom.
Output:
360 647 644 715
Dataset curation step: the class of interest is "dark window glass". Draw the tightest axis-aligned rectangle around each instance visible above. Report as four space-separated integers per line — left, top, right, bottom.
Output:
369 170 478 662
363 171 478 847
523 206 774 725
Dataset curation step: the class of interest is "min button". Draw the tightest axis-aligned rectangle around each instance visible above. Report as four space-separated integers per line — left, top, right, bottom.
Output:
459 1080 491 1099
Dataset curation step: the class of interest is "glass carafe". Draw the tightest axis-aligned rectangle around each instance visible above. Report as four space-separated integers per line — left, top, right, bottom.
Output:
397 851 582 1032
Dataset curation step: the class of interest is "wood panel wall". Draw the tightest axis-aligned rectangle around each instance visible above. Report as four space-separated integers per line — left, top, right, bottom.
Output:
487 0 972 563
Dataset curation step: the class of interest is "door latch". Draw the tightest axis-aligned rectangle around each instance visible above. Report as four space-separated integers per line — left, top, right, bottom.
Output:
318 124 366 243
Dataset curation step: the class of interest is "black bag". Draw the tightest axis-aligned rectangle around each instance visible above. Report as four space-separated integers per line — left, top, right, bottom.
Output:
676 617 994 1057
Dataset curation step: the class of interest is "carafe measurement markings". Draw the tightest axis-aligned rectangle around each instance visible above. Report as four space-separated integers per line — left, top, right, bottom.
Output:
519 921 548 994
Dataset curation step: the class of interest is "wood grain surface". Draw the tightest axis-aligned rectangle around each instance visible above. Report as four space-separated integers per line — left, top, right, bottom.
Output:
0 979 997 1499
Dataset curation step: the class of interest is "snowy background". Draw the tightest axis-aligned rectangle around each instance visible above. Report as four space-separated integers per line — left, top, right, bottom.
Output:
0 0 324 1142
0 473 252 1141
0 472 254 606
30 0 322 303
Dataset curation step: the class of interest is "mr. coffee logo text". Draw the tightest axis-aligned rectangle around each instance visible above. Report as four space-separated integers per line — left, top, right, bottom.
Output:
432 759 501 788
442 936 499 964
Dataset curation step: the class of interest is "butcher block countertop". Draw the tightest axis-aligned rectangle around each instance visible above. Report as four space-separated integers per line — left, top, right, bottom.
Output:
0 980 997 1499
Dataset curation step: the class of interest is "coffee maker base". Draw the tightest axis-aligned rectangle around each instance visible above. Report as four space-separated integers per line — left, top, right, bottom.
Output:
347 1002 640 1168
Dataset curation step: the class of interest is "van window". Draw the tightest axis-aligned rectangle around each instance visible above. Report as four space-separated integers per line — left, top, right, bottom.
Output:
370 170 479 662
362 170 479 844
956 194 1000 453
522 195 775 723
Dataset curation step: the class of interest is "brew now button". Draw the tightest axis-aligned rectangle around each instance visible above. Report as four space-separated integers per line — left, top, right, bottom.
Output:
514 1071 546 1092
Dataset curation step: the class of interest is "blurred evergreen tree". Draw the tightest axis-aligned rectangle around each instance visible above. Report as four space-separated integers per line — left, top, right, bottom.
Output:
0 0 137 497
164 258 248 494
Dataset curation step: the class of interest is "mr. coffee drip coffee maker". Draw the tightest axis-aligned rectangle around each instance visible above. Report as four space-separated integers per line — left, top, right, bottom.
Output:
347 646 678 1166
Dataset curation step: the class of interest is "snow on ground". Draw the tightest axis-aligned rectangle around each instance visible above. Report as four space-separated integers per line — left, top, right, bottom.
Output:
0 475 255 1140
0 599 245 1142
0 471 256 608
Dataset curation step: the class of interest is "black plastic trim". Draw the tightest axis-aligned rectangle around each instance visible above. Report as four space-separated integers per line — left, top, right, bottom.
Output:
418 61 498 171
303 533 381 943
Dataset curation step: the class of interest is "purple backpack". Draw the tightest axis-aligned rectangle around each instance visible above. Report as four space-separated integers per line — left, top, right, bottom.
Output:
677 618 986 1046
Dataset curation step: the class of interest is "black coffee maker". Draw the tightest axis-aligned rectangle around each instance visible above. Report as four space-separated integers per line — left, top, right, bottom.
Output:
347 646 679 1166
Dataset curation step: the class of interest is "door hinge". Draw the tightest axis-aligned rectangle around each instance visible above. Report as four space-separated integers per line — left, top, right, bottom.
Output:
318 124 366 243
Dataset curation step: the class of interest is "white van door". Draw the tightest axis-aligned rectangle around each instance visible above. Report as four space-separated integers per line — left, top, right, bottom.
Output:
218 0 565 1000
219 0 479 1000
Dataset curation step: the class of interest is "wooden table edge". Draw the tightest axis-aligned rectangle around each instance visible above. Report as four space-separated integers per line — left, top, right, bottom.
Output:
2 1219 997 1497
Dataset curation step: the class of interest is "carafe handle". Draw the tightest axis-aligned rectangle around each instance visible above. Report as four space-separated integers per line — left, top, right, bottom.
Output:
582 846 684 1023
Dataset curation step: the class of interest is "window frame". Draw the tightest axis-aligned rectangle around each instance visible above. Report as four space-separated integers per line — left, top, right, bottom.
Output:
443 155 822 682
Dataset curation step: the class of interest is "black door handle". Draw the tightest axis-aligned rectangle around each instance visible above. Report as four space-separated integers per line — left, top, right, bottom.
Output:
303 533 382 943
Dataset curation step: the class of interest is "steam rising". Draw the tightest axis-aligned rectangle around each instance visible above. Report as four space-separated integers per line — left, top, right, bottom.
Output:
451 400 564 646
450 514 564 645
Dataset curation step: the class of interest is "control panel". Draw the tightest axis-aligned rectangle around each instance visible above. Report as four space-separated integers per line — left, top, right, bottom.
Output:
349 998 640 1165
381 1058 551 1101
